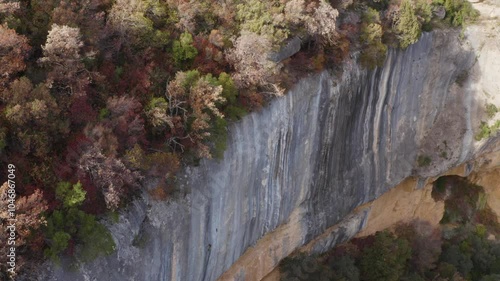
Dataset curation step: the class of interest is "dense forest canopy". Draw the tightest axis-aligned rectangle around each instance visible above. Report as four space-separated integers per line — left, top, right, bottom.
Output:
0 0 478 278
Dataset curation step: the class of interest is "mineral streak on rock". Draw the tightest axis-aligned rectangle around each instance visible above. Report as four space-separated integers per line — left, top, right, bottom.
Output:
34 27 500 281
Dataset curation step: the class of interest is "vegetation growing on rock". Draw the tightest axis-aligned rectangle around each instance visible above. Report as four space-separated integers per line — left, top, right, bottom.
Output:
280 176 500 281
0 0 479 277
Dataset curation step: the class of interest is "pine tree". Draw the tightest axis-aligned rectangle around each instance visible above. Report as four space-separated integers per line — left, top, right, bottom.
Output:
396 0 421 49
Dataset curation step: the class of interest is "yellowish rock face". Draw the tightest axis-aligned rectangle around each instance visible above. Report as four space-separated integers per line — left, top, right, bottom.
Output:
355 177 445 237
357 153 500 238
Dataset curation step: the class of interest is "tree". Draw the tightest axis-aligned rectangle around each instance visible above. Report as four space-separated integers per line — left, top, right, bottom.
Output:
125 144 180 177
217 72 238 104
107 0 170 49
3 77 69 158
145 97 172 131
107 0 152 41
166 70 226 158
285 0 338 44
56 181 86 208
44 231 71 263
40 24 83 71
172 32 198 66
104 95 146 151
400 273 425 281
359 8 388 69
440 245 473 277
441 0 479 27
329 256 360 281
39 24 89 95
3 78 59 126
49 0 110 52
0 182 48 246
359 231 411 281
481 275 500 281
305 0 339 44
396 0 421 49
236 0 289 44
192 35 228 75
396 221 442 274
0 182 47 275
226 31 281 88
0 24 30 92
0 127 6 155
44 207 115 263
0 0 19 14
78 144 141 210
84 123 119 157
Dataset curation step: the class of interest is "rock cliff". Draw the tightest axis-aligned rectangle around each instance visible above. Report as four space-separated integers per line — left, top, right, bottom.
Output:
31 12 500 281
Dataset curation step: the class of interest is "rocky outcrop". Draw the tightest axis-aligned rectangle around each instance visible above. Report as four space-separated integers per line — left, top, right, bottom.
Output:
31 21 500 281
268 36 302 62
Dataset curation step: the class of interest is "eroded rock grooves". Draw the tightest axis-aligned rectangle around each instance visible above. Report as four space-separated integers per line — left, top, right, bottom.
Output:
34 30 488 281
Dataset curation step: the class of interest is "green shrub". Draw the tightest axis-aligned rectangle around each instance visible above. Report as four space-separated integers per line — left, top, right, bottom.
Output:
455 70 469 87
132 231 150 249
486 103 498 119
476 120 500 141
440 151 448 159
417 155 431 167
476 121 492 140
99 108 110 120
44 208 116 263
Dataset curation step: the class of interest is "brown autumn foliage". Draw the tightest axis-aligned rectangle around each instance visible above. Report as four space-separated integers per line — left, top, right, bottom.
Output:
166 71 225 158
77 144 142 210
192 35 228 75
105 95 147 151
3 77 69 158
0 24 30 92
39 24 91 95
0 182 47 277
0 0 19 14
225 31 280 88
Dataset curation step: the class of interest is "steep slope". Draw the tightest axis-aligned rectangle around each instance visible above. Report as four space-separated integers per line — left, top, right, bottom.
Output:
31 25 500 281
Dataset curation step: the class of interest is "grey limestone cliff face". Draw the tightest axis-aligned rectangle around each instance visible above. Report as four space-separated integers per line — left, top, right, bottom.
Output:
36 30 483 281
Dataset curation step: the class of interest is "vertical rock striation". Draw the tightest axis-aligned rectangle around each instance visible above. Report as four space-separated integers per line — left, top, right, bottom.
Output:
38 30 486 281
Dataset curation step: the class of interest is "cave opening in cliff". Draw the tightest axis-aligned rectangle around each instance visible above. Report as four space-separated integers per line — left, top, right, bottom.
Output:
431 175 497 228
